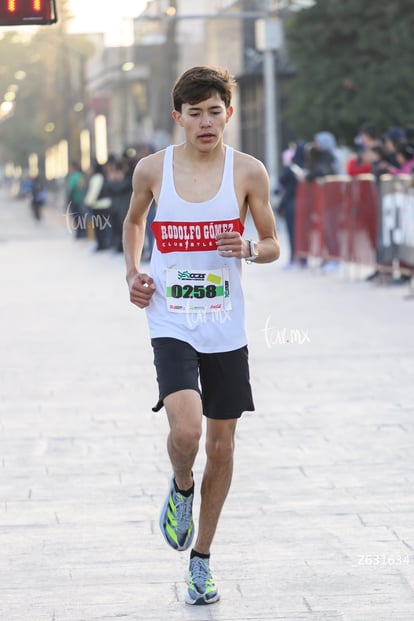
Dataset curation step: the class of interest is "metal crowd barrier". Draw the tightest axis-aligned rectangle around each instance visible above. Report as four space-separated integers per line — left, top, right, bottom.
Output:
295 174 414 273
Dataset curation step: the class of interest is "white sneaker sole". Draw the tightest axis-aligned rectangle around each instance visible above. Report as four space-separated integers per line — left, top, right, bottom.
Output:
185 570 220 605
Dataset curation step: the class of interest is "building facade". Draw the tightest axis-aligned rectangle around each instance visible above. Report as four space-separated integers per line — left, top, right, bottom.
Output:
83 0 291 175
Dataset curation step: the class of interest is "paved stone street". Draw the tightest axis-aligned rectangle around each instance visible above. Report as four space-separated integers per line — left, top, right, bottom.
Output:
1 188 414 621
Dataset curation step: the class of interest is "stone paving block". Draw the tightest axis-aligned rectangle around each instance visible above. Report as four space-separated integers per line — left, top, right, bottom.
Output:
1 195 414 619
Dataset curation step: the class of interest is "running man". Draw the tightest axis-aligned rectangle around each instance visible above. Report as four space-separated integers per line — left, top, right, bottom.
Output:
123 65 280 605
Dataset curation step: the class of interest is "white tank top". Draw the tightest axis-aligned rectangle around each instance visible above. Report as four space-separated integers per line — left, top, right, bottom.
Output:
145 145 248 353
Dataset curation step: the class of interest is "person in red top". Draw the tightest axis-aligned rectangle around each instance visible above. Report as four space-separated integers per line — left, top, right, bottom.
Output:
346 148 374 176
346 154 372 176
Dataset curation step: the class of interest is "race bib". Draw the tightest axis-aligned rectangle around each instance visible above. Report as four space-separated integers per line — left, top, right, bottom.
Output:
166 267 232 314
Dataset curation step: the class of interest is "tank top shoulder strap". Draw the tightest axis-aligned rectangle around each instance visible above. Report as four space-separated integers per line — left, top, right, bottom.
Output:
220 146 234 193
157 145 175 215
161 145 174 188
216 145 236 203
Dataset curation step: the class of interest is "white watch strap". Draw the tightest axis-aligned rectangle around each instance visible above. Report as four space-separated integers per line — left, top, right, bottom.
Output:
245 239 258 262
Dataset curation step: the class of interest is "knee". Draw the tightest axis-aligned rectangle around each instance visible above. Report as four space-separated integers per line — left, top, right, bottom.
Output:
171 424 202 454
205 435 235 464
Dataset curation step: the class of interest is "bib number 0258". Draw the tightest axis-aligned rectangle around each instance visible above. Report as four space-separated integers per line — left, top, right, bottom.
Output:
165 267 231 313
170 284 218 299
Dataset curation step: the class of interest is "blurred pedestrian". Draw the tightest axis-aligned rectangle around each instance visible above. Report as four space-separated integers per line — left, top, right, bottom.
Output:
84 160 112 251
306 132 341 273
282 141 296 166
122 145 155 261
278 142 306 268
66 161 86 239
30 175 46 221
106 160 131 253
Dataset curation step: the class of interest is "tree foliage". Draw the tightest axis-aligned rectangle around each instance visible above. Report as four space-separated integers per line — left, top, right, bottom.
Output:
0 0 94 168
284 0 414 144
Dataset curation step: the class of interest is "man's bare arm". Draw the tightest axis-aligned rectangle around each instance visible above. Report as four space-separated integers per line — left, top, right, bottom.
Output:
244 157 280 263
122 159 156 308
216 154 280 263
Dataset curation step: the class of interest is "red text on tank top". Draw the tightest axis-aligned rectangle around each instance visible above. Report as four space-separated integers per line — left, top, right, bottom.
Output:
151 218 244 253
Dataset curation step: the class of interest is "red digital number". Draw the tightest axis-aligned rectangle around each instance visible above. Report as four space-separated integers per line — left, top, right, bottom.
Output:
0 0 57 25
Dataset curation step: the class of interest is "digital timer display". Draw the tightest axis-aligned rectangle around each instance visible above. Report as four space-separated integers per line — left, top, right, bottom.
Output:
0 0 57 25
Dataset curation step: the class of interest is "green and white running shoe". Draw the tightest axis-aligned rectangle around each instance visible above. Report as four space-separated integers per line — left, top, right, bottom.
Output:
159 477 194 551
185 556 220 605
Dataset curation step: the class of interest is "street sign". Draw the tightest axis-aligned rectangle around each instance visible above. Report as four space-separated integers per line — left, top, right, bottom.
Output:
0 0 57 26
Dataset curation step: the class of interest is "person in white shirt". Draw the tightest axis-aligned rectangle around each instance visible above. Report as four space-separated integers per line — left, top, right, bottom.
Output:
123 65 280 605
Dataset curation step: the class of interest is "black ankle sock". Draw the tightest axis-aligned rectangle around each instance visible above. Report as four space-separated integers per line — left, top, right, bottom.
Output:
173 478 194 497
191 549 210 560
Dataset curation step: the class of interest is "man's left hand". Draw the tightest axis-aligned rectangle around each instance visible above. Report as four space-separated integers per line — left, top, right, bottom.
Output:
216 232 249 258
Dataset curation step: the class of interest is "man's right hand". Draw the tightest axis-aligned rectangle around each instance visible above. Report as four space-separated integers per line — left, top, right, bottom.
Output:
127 272 156 309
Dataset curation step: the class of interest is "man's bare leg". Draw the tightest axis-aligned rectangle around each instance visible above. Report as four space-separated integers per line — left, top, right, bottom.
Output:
193 417 238 554
159 389 202 552
164 389 203 490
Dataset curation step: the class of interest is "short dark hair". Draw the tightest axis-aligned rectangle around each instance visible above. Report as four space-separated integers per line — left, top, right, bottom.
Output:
172 65 236 112
398 141 414 161
92 159 105 175
359 122 381 140
405 125 414 142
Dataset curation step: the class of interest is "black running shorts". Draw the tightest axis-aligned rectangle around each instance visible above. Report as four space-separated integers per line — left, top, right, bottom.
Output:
151 337 255 420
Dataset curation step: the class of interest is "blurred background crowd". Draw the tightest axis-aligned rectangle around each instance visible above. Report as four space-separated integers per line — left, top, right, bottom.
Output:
63 145 155 257
277 121 414 283
1 0 413 291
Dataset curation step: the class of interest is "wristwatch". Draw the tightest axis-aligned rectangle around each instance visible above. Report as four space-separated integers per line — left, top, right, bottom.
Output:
245 239 259 263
